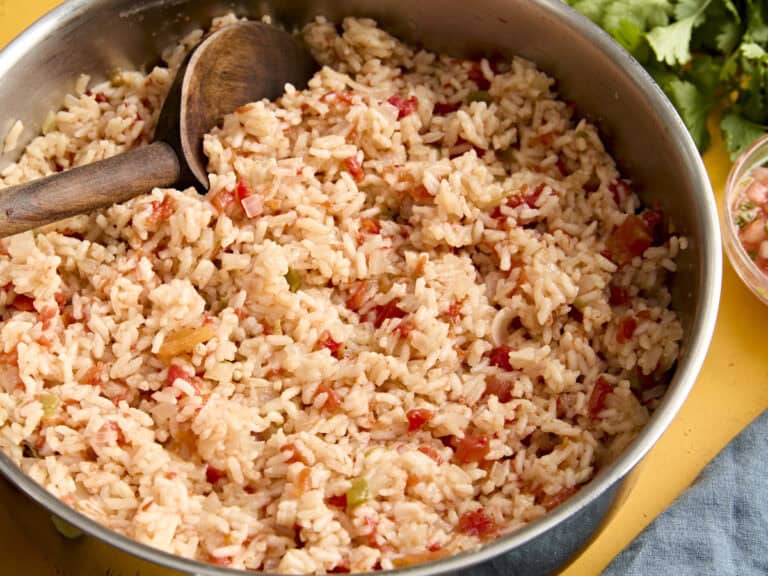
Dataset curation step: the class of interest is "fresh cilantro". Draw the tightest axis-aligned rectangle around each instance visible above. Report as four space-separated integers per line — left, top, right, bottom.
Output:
566 0 768 156
721 113 765 159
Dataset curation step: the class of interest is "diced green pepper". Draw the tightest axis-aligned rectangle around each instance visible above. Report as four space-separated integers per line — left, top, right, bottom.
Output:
346 477 369 509
39 393 59 418
51 515 84 539
467 90 492 103
285 268 302 293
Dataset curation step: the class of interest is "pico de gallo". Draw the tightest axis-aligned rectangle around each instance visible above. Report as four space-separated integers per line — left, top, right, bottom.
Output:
732 165 768 275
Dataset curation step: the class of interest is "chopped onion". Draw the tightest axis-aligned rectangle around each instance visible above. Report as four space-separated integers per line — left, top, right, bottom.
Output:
240 194 263 218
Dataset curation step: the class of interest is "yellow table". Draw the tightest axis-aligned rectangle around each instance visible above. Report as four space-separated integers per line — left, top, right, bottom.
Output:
2 3 767 575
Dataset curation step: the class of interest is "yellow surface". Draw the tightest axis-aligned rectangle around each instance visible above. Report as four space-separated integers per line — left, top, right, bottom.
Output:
2 2 768 575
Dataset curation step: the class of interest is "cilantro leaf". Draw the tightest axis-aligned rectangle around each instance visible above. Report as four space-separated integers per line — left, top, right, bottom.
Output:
647 0 713 65
667 79 713 150
721 113 766 159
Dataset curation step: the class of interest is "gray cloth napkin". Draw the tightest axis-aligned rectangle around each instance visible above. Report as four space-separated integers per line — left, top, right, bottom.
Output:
603 408 768 575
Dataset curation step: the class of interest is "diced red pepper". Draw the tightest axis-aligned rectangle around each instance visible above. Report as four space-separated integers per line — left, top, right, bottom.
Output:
483 376 513 403
406 408 434 433
540 485 579 510
94 93 109 103
489 345 514 371
328 566 351 573
609 285 631 306
318 331 344 359
605 215 652 264
588 376 612 418
359 217 381 235
345 282 369 312
454 434 489 463
236 180 251 201
387 94 419 119
616 315 637 344
327 493 347 508
147 196 175 226
373 299 406 329
468 62 491 90
206 464 226 484
458 508 497 538
166 364 192 386
316 384 342 412
344 157 365 182
433 101 461 115
10 294 35 312
418 445 443 464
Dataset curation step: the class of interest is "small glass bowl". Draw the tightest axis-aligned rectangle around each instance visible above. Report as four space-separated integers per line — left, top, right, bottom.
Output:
723 134 768 306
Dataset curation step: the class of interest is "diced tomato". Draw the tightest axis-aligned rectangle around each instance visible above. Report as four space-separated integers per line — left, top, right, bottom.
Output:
373 299 406 329
321 91 354 106
328 566 351 573
588 376 612 417
507 183 546 209
418 445 443 464
101 421 126 446
10 294 35 312
359 217 381 235
608 179 631 206
489 345 514 371
540 485 579 510
410 184 433 202
166 364 192 386
345 282 369 312
206 464 226 484
394 318 414 339
211 188 237 213
406 408 434 433
483 376 513 403
433 101 461 115
446 301 463 323
316 384 342 412
468 62 491 90
281 443 305 464
94 93 109 104
39 306 57 330
530 132 556 146
454 434 489 463
428 543 443 552
641 208 666 246
387 94 419 119
344 157 364 182
605 215 652 264
235 180 252 201
82 362 104 385
616 315 637 344
327 493 348 508
54 291 67 311
147 196 175 226
318 331 344 359
458 508 497 538
609 285 630 306
491 205 505 221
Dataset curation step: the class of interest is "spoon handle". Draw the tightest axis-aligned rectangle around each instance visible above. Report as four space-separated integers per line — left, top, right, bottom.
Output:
0 142 181 238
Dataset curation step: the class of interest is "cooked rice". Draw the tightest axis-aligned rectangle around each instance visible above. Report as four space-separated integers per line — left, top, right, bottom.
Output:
0 15 684 573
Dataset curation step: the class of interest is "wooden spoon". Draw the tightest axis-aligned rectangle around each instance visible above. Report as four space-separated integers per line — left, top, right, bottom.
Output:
0 21 316 238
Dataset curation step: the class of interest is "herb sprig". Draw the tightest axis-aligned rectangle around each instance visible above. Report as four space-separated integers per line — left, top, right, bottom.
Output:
566 0 768 159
